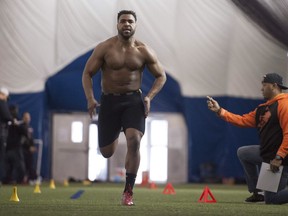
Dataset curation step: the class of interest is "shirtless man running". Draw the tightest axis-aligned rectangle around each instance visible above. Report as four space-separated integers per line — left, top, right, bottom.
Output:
82 10 166 206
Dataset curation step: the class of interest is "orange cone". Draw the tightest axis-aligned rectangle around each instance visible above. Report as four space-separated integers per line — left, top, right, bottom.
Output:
198 186 217 203
162 183 176 194
149 182 157 189
140 171 149 187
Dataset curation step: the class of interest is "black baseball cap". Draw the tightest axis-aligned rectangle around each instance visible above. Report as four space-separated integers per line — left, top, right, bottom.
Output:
262 73 288 90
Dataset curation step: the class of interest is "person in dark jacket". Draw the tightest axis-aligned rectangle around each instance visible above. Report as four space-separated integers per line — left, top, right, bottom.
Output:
207 73 288 204
21 112 37 184
4 105 26 184
0 87 13 183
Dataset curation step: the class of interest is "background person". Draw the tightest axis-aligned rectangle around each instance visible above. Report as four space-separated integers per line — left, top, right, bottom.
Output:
4 105 26 184
0 87 13 184
207 73 288 204
21 112 37 184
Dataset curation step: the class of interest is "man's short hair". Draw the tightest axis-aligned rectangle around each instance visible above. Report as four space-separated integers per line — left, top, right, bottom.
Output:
117 10 137 22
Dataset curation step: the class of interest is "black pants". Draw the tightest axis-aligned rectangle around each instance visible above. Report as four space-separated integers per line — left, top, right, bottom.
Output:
0 125 7 182
23 150 37 180
5 148 26 183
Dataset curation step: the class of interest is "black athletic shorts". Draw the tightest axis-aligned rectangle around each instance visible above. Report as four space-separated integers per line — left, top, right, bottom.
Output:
98 90 145 147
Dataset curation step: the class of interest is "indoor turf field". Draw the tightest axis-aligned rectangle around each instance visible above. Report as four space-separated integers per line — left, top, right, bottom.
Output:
0 182 286 216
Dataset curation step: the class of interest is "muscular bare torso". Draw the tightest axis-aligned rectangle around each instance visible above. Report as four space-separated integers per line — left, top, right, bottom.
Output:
100 36 147 93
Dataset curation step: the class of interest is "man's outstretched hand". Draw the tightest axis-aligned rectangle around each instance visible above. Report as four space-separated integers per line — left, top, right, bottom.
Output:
207 96 221 114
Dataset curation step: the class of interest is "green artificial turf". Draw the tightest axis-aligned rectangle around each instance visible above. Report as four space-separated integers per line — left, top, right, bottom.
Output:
0 182 286 216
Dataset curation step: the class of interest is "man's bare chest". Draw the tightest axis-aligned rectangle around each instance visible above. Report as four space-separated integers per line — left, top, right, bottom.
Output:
104 49 145 71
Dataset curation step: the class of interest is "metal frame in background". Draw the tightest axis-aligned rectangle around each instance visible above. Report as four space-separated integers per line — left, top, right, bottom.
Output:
33 139 43 177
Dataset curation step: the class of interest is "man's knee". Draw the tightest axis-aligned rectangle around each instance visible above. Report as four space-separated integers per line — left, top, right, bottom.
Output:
237 145 257 160
126 135 141 153
100 149 113 158
100 141 117 158
237 146 247 159
264 194 278 204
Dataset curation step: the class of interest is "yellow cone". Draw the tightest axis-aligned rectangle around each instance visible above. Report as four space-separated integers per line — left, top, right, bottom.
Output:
63 179 69 187
10 186 20 202
34 183 41 193
49 179 56 189
82 180 92 186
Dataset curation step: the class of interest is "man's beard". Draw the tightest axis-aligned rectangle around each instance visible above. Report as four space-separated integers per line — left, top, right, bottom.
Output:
118 29 135 40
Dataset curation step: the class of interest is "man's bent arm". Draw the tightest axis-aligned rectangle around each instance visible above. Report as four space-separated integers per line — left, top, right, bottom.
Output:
82 46 104 102
145 49 166 100
146 71 166 101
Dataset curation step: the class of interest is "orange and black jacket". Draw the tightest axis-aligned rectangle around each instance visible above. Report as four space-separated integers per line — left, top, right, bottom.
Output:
219 93 288 165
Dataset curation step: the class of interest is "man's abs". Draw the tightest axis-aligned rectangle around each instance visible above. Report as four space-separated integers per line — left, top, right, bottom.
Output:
101 69 143 93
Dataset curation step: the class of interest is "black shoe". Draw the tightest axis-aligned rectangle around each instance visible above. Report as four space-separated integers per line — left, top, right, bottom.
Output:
245 193 264 203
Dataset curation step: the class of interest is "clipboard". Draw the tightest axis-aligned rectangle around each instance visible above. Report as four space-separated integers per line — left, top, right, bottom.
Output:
256 162 283 193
